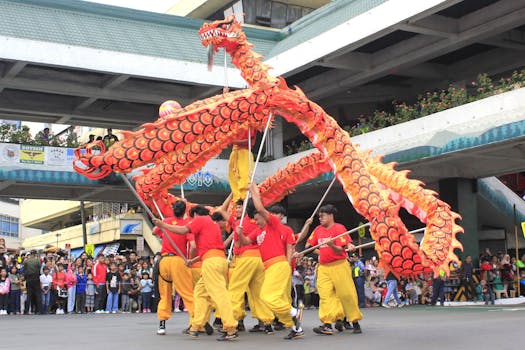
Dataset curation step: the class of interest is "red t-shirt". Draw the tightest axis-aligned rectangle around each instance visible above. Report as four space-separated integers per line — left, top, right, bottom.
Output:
229 216 259 255
153 217 189 257
92 261 107 285
53 271 67 289
248 214 295 263
187 215 224 259
307 223 351 264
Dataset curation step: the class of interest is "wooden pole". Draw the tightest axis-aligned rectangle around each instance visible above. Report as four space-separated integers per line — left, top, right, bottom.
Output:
119 173 186 262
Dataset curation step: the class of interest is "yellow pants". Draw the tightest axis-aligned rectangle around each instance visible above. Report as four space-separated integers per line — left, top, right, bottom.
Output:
157 256 194 324
260 260 294 327
191 257 237 332
317 260 363 324
228 145 254 203
228 255 274 323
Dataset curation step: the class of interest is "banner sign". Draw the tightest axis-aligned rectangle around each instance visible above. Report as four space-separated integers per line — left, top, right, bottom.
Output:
121 219 143 235
20 145 44 164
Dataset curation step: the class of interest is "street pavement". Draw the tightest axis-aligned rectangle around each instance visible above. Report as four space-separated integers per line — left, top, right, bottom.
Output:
2 305 522 350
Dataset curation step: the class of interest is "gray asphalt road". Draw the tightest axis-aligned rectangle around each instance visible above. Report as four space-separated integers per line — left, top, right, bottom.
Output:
2 305 522 350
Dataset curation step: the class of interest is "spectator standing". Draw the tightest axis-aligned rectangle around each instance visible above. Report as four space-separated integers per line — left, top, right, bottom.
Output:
23 250 41 314
106 262 121 313
0 267 10 315
40 267 52 314
103 128 119 148
76 267 87 313
93 254 108 313
66 263 77 313
140 272 153 313
8 265 21 314
382 272 404 308
120 273 132 313
431 271 446 306
459 255 476 301
351 253 366 308
20 274 27 314
36 127 51 145
53 264 68 314
85 273 96 313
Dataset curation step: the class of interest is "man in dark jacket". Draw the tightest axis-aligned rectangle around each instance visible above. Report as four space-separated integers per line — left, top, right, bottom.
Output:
23 250 41 314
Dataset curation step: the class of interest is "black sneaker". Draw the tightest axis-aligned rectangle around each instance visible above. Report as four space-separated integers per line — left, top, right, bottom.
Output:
204 322 214 335
157 320 166 335
249 323 265 333
284 329 304 340
213 317 223 329
313 324 333 335
264 324 274 335
273 320 286 331
344 320 353 330
237 319 246 332
334 320 344 332
186 330 199 338
352 322 362 334
217 332 239 341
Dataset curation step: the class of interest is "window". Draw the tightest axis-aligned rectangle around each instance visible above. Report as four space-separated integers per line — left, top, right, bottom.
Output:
0 214 18 238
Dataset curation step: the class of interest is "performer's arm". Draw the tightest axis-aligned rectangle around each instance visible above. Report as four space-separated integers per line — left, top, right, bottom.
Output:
153 218 189 234
296 218 313 243
223 232 234 249
286 243 294 265
216 193 233 221
236 226 253 246
326 239 344 254
249 182 270 221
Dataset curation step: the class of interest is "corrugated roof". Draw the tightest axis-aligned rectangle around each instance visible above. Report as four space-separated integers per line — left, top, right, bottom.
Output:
0 0 386 65
0 0 278 64
269 0 388 57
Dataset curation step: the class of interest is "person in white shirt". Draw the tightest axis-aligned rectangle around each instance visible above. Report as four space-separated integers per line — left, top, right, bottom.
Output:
40 267 53 314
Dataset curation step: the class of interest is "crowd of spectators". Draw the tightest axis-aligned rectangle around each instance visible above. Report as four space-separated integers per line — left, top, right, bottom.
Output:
1 235 524 316
0 243 161 315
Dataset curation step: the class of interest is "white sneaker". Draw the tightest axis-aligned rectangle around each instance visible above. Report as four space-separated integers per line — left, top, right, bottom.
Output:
175 309 181 313
381 303 391 308
111 311 117 314
56 309 60 315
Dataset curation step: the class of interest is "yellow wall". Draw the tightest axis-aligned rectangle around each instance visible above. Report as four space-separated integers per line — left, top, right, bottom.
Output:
21 199 90 226
166 0 207 16
22 214 161 253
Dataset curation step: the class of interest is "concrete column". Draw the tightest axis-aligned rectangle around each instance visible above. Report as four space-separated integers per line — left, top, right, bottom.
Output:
439 178 479 265
270 117 284 159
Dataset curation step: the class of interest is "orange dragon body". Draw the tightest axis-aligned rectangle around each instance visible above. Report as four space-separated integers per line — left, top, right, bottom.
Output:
74 17 463 277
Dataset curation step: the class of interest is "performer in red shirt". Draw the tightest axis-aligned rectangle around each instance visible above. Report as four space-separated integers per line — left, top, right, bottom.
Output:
305 204 363 335
153 200 196 336
237 183 304 340
154 205 238 341
216 195 274 333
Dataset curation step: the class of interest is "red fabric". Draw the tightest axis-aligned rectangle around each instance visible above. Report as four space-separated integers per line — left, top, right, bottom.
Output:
230 216 259 255
92 261 107 285
154 217 190 257
232 130 256 148
307 223 351 264
53 271 67 290
187 215 224 258
248 214 293 262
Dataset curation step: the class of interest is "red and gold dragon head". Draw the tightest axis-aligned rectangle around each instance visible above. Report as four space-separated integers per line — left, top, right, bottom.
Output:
199 15 246 68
